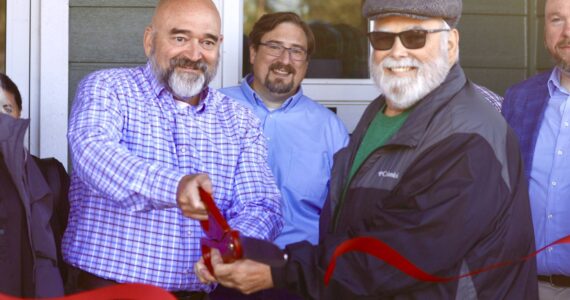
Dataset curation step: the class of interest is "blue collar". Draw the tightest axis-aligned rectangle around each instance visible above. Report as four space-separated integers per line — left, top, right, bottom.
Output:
547 67 570 97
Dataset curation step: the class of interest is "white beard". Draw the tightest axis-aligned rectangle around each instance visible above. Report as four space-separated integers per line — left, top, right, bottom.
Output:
168 70 205 99
149 45 219 100
370 39 451 110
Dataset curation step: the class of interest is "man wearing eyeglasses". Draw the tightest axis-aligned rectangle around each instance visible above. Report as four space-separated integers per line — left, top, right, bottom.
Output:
213 12 348 299
221 12 348 250
197 0 537 299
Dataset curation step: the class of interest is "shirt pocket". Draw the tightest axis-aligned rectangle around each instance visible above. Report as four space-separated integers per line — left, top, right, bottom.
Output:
285 150 330 202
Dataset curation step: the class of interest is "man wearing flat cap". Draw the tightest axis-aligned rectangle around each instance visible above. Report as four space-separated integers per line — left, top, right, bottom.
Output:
196 0 538 298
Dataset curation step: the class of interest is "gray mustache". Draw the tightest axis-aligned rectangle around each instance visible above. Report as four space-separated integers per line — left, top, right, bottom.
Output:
170 56 208 73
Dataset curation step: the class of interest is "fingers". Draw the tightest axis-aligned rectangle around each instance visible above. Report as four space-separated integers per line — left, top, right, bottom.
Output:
210 248 223 265
195 174 213 194
213 258 273 294
195 257 217 284
176 173 211 220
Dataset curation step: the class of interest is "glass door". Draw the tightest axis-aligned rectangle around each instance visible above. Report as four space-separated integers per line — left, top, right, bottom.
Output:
242 0 369 79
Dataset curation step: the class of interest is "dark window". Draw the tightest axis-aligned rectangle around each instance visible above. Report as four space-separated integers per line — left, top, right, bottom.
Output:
243 0 369 79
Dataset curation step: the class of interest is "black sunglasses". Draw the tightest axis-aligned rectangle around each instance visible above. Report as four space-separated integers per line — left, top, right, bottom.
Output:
367 29 450 50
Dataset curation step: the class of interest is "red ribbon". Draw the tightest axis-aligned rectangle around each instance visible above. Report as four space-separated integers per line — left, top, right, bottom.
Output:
324 235 570 285
0 283 176 300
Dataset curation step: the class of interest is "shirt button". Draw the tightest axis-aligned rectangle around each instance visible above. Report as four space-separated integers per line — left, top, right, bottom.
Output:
179 146 187 154
548 214 553 219
565 121 569 127
558 150 564 156
188 230 192 236
552 181 558 187
548 247 554 252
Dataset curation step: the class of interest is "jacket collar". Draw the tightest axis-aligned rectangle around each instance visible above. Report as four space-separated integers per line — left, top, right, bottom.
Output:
0 113 29 177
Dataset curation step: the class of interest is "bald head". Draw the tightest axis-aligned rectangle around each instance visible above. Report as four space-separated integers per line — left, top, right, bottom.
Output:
152 0 220 31
150 0 221 36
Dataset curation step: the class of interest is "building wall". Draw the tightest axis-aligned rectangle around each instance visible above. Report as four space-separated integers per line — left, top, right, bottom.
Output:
460 0 551 95
69 0 154 106
69 0 554 123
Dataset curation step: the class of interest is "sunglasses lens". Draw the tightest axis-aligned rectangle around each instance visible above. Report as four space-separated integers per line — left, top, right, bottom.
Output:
400 30 427 49
369 32 396 50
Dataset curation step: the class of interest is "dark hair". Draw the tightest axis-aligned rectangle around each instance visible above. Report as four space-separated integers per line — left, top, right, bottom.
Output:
0 73 22 111
248 12 316 58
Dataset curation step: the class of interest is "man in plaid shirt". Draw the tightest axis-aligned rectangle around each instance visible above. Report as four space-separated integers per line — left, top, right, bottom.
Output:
63 0 283 298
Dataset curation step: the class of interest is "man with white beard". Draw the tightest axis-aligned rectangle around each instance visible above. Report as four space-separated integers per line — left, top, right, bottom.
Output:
64 0 283 298
196 0 538 299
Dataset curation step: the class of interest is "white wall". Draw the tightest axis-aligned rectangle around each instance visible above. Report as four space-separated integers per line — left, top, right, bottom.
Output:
6 0 68 167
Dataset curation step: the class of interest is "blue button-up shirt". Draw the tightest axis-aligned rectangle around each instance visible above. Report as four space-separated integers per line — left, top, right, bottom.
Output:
221 75 348 248
531 68 570 275
64 63 282 291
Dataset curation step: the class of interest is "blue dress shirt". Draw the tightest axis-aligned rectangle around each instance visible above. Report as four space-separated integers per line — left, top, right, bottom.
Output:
221 75 348 248
531 68 570 275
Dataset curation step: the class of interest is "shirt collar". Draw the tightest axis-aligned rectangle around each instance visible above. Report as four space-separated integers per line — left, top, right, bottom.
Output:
239 74 304 112
0 113 29 191
194 88 212 113
547 67 570 97
143 61 166 98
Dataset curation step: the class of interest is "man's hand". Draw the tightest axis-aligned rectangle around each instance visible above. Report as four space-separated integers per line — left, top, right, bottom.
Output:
176 173 212 220
209 249 274 294
195 252 218 284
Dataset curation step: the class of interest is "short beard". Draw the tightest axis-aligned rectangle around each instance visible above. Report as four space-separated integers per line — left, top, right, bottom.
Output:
370 34 451 110
552 38 570 75
264 62 296 94
150 50 218 100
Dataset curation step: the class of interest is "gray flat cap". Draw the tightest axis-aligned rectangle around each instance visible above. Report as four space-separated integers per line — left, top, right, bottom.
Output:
362 0 462 28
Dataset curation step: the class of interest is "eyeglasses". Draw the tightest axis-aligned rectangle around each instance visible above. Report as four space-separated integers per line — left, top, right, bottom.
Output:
367 29 450 50
259 42 308 61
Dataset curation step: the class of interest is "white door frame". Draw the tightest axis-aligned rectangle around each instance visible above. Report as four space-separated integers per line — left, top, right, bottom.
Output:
6 0 68 166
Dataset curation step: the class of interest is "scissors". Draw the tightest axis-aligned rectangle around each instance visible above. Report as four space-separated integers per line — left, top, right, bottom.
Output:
199 188 243 274
198 188 287 275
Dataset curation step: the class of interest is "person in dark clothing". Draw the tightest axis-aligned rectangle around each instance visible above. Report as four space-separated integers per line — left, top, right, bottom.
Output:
195 0 539 299
0 73 69 298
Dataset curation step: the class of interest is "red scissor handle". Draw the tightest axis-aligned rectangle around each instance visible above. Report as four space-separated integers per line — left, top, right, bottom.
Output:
198 188 243 274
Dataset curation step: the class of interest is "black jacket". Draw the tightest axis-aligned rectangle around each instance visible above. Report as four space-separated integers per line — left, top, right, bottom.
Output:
271 64 537 299
0 114 69 297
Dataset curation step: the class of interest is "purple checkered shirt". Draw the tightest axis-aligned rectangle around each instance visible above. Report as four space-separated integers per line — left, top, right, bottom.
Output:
63 62 283 292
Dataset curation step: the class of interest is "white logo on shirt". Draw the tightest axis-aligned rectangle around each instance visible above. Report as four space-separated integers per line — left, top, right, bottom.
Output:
378 170 399 179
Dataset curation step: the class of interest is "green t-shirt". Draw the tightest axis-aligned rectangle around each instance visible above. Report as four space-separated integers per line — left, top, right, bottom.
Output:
333 106 410 228
347 107 410 183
